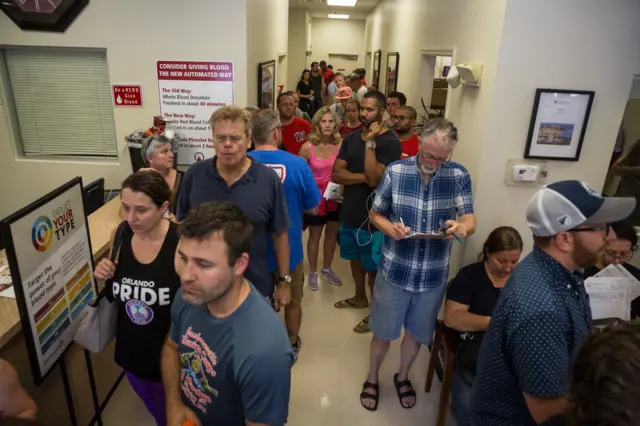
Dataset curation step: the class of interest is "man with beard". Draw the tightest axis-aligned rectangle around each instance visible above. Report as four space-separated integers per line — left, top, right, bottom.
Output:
470 181 636 426
360 118 475 411
278 92 312 155
162 202 293 426
176 106 291 308
332 91 401 334
392 105 420 158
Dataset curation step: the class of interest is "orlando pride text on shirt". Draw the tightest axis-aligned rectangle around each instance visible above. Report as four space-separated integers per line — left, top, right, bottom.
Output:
112 277 172 325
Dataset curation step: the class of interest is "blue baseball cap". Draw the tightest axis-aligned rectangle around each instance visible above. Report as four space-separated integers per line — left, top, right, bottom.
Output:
526 180 636 237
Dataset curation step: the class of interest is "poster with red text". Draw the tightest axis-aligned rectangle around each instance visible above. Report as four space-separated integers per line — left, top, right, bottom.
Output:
157 61 234 165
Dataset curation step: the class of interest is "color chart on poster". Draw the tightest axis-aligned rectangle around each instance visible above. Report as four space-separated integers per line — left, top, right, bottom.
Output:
1 178 96 383
157 61 234 165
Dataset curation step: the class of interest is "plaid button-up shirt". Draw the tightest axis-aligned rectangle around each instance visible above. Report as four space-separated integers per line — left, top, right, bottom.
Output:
371 157 474 292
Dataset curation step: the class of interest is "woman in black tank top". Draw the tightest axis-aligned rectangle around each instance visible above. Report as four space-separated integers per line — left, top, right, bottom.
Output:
94 172 180 426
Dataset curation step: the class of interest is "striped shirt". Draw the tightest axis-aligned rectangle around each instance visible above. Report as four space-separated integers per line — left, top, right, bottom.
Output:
371 157 474 292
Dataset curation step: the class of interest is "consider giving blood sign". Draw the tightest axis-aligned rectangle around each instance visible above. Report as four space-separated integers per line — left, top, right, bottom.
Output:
157 61 234 165
0 178 96 383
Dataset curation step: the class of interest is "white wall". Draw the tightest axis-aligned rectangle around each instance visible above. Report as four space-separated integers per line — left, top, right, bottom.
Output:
287 8 309 92
364 0 507 184
467 0 640 263
246 0 289 107
0 0 248 219
310 18 366 69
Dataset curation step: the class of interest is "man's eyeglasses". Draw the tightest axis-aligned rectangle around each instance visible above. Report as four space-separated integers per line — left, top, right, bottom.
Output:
419 151 450 166
390 115 410 122
571 224 611 235
604 249 634 262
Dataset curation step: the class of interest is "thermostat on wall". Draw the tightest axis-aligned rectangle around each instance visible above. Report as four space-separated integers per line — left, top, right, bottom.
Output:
513 164 540 182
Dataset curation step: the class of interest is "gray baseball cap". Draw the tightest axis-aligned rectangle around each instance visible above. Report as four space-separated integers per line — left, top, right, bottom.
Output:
526 180 636 237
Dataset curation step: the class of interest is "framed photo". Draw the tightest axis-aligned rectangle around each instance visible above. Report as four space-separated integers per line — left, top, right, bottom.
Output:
373 50 381 88
258 60 276 110
524 89 595 161
386 52 400 95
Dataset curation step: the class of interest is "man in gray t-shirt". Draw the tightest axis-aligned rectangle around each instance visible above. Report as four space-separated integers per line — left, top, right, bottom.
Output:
162 202 293 426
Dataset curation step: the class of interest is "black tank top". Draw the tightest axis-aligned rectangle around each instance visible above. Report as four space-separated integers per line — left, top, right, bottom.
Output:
111 222 180 381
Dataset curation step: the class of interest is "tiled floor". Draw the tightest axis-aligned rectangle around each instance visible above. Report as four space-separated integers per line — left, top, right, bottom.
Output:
101 242 453 425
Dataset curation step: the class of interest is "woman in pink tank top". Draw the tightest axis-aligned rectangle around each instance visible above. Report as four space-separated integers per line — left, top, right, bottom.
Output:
299 107 343 291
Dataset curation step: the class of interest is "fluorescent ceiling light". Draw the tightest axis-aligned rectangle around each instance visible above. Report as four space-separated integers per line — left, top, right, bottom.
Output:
328 13 350 19
327 0 358 6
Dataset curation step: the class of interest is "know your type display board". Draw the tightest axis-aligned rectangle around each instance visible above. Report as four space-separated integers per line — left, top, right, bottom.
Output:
1 178 97 383
157 61 235 165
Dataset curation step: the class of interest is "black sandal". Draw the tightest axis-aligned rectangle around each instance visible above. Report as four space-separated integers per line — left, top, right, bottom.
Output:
360 381 379 411
393 373 416 409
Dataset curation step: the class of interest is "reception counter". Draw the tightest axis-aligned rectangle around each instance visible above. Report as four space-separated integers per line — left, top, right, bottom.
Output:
0 196 122 426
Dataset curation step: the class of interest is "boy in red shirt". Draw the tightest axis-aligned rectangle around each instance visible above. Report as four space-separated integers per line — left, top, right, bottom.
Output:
392 106 419 158
278 92 312 155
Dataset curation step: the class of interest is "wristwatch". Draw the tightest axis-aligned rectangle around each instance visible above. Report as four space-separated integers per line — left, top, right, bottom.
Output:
277 275 292 285
366 141 376 149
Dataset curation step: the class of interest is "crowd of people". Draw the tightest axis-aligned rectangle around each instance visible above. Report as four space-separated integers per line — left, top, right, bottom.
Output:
3 59 640 426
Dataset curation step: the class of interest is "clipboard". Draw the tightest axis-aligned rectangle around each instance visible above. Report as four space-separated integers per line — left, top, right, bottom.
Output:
403 232 448 240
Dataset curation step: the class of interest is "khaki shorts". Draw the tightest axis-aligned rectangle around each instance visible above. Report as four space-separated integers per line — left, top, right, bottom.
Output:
271 263 305 308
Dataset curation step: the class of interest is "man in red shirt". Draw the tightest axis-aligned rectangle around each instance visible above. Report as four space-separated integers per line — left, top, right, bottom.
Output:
277 92 312 155
392 106 419 158
321 61 335 88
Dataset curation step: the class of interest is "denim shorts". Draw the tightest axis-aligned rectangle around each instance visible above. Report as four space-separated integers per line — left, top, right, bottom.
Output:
369 273 446 344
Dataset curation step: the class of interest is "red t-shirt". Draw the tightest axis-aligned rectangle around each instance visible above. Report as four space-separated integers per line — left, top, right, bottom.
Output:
340 122 364 137
400 134 419 159
322 69 335 85
281 117 312 155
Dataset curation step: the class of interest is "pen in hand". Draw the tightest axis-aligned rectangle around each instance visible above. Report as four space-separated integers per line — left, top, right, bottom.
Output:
440 219 464 244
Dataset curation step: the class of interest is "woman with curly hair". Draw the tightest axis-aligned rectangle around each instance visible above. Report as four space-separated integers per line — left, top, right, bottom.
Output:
299 107 343 290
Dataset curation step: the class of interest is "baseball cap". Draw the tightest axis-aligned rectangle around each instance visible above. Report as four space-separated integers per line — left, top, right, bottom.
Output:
526 180 636 237
335 86 353 100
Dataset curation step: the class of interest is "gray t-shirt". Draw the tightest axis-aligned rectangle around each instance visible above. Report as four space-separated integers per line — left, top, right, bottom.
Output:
170 284 293 426
176 157 289 297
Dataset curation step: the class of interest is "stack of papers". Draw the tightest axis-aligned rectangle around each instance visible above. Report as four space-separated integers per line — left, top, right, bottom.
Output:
584 264 640 321
0 263 15 299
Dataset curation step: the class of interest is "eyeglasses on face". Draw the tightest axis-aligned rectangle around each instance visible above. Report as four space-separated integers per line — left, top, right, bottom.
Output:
390 115 410 122
419 151 450 165
603 249 634 262
571 224 611 235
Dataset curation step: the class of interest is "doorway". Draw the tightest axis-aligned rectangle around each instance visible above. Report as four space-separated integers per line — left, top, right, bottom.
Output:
417 52 452 116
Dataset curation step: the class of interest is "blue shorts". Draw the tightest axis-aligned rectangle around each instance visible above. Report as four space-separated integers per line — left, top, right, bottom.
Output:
339 226 382 271
370 273 446 344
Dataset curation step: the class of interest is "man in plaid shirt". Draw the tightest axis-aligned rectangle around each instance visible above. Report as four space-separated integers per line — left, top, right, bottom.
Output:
359 118 476 411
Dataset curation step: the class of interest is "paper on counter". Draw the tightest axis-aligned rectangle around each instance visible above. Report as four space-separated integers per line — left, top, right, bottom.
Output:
585 277 631 321
0 265 15 299
594 264 640 300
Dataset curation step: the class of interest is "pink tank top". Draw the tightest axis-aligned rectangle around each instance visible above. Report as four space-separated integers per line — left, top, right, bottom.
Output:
308 143 339 187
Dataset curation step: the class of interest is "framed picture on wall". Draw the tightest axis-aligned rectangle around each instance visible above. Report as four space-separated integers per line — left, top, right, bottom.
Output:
524 89 595 161
373 50 381 89
386 52 400 95
258 60 276 110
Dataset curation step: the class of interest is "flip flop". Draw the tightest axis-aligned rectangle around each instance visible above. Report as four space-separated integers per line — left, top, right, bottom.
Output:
393 373 416 409
334 299 367 309
360 381 379 411
353 316 371 334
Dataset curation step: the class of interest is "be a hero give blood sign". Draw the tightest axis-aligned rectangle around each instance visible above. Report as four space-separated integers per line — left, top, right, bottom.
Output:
112 84 144 107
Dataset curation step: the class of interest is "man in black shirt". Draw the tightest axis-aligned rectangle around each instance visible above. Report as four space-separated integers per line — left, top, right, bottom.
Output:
332 91 401 333
309 61 325 115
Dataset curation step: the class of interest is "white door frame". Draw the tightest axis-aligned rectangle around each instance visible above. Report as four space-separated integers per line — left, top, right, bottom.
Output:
420 47 456 118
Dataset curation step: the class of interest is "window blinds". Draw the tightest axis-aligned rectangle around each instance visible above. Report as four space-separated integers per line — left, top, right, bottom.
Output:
4 49 117 158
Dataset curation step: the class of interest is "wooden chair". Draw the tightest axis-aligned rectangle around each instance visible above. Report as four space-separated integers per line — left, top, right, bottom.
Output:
425 320 456 426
